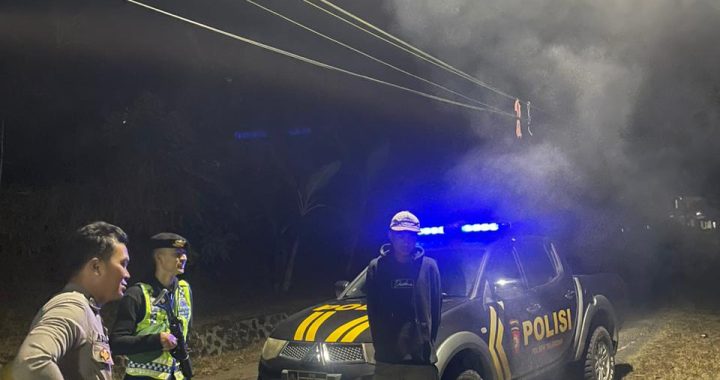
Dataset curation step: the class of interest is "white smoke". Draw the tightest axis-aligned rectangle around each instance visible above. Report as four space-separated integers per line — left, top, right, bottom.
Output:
385 0 720 223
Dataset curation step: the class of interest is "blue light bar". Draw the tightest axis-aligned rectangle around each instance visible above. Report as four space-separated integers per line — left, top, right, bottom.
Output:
418 226 445 236
461 223 499 233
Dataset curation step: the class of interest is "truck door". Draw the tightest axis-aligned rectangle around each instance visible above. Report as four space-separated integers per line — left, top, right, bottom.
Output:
481 242 542 379
513 237 577 369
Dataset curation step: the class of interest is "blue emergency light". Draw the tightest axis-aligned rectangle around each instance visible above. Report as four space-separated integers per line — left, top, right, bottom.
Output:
461 223 499 233
418 222 501 236
418 226 445 236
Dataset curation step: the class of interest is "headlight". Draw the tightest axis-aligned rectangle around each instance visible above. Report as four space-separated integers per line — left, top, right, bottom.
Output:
261 337 287 360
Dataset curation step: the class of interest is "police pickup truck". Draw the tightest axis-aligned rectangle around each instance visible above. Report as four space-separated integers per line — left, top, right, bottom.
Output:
258 230 625 380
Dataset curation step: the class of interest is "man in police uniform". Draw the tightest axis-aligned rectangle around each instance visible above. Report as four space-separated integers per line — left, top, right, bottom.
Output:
110 233 193 380
366 211 442 380
4 221 130 380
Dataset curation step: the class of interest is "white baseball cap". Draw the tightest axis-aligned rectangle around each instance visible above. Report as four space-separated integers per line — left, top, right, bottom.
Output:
389 211 421 233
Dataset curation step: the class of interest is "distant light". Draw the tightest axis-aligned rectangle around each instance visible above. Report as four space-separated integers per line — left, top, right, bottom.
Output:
288 128 312 136
461 223 499 233
419 226 444 236
696 211 703 216
234 130 268 140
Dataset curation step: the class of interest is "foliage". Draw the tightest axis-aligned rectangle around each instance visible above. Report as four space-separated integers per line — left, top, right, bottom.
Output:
280 161 341 292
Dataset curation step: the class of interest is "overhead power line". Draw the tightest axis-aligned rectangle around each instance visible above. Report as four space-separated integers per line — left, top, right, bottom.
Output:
245 0 514 117
125 0 516 118
308 0 516 100
305 0 555 118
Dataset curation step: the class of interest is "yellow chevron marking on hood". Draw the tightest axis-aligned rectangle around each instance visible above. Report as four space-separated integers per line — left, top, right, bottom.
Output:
313 303 367 311
294 312 325 341
340 321 370 343
305 311 336 341
326 315 369 343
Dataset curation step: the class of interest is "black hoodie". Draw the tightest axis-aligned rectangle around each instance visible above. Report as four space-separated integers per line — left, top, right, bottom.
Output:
366 244 442 364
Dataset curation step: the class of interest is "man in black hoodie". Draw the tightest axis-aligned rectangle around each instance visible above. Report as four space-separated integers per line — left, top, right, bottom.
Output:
366 211 442 380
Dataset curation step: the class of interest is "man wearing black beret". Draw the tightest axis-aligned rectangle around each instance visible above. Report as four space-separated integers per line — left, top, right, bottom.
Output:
110 233 194 379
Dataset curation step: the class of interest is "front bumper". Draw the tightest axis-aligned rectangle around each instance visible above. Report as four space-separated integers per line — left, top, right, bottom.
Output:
258 358 374 380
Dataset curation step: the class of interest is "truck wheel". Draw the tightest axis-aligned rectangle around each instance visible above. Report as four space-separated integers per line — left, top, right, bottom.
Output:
583 326 615 380
454 369 483 380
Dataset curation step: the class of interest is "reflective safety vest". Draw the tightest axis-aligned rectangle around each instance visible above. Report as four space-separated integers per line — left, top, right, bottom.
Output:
126 280 192 380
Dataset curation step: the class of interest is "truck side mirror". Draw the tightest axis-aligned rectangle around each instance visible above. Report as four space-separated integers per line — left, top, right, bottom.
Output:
334 280 349 298
490 277 525 300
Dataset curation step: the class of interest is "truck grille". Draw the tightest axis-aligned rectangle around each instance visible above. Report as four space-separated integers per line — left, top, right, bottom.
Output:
280 342 312 360
326 344 364 362
280 342 367 363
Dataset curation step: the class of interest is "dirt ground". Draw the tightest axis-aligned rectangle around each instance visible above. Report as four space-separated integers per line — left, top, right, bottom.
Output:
615 308 720 380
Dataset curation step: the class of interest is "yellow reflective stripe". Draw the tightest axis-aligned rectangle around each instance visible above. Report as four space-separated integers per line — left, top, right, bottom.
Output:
136 283 154 332
326 315 368 342
496 316 511 380
305 312 336 341
488 307 504 380
340 321 370 343
294 312 325 341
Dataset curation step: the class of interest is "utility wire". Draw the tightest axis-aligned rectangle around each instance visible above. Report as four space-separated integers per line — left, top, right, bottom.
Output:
246 0 514 117
311 0 515 99
306 0 556 118
126 0 515 117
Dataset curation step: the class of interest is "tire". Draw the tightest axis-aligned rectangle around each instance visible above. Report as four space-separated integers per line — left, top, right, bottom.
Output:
583 326 615 380
442 356 484 380
454 369 483 380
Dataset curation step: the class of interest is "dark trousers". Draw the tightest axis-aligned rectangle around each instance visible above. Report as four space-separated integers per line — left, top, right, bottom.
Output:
373 361 439 380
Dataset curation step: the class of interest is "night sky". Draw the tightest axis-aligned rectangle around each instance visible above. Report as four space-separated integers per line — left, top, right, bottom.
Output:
2 0 720 289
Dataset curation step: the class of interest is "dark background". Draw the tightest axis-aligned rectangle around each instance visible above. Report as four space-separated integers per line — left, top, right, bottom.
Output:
1 0 719 320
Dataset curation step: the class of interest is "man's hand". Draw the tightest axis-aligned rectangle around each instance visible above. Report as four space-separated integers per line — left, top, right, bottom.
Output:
160 332 178 351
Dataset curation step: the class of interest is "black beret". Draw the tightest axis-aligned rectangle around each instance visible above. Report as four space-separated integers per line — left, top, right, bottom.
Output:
150 232 189 250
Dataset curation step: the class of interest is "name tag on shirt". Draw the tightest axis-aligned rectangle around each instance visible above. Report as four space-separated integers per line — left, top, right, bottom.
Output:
392 279 415 289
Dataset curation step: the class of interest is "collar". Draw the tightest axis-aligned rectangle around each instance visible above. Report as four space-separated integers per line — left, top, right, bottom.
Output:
145 275 178 298
62 283 101 314
379 244 425 260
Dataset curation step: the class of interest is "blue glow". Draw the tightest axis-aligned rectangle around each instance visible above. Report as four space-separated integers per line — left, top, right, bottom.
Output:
418 226 445 235
461 223 499 233
234 130 268 140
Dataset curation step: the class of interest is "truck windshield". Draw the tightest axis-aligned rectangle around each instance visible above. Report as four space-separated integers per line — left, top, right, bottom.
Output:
342 245 487 299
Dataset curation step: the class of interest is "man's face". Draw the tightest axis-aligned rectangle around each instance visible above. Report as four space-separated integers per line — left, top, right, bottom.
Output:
96 242 130 304
156 248 188 276
388 230 418 257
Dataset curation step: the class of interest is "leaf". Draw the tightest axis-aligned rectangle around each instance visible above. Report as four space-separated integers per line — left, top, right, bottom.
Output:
303 161 341 201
